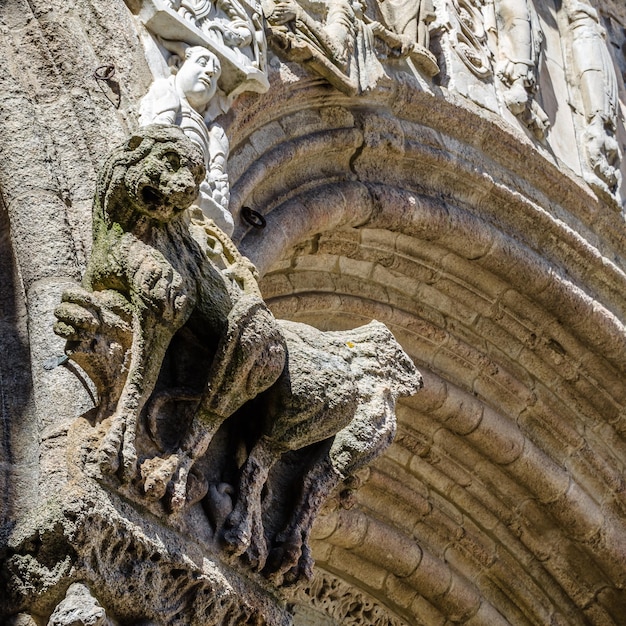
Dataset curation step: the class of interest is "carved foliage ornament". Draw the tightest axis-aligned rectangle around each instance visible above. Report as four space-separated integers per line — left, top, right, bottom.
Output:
53 125 422 587
294 571 410 625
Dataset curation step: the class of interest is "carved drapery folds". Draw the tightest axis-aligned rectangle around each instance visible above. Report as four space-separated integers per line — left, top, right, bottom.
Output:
563 0 622 196
52 126 422 593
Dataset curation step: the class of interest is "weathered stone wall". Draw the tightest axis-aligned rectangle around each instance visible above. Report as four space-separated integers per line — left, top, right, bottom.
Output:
1 0 625 624
0 0 155 508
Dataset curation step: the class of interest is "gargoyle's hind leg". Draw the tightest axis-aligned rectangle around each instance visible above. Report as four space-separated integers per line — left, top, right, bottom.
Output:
266 454 341 583
222 436 281 569
270 393 398 583
149 295 286 512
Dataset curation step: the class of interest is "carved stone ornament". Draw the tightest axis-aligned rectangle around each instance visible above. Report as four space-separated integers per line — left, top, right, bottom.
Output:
293 571 409 625
51 124 422 604
132 0 273 236
564 0 622 196
262 0 438 95
445 0 494 79
494 0 550 140
131 0 269 98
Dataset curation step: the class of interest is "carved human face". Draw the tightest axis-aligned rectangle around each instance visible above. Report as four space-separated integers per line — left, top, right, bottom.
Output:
175 47 221 112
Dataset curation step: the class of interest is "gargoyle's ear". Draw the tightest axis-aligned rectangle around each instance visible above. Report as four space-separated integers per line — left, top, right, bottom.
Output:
127 135 143 151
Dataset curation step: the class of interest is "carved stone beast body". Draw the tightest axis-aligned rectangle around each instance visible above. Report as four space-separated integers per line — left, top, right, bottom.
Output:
55 125 286 497
55 125 422 582
221 319 422 582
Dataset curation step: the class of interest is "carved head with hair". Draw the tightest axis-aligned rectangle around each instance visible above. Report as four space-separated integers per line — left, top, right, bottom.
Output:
96 124 206 229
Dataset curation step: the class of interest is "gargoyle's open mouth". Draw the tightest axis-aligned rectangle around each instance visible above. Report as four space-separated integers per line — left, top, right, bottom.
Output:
141 185 164 208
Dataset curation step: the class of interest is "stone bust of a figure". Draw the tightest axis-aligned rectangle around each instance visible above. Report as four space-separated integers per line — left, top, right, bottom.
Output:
140 45 234 235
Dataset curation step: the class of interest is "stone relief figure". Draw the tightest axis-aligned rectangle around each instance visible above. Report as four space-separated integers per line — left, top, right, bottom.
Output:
54 125 422 583
494 0 550 140
134 0 269 103
564 0 622 194
374 0 436 51
140 43 235 235
369 0 439 77
264 0 386 93
262 0 438 95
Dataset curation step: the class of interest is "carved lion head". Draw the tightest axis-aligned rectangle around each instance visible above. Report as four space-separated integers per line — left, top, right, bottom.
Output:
97 124 206 228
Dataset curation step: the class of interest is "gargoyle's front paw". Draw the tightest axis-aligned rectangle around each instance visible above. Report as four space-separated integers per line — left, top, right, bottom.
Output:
132 257 185 321
54 301 99 341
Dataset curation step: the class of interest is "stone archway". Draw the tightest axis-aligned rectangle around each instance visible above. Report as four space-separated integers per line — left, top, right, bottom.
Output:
226 78 626 624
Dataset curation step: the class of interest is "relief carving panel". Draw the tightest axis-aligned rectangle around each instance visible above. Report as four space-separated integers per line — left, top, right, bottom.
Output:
494 0 550 139
133 0 269 97
262 0 438 94
446 0 494 79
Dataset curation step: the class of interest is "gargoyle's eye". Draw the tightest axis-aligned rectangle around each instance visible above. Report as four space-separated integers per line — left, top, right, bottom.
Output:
164 152 181 171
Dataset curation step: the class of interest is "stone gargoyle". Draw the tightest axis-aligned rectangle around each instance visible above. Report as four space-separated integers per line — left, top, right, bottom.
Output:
54 124 422 583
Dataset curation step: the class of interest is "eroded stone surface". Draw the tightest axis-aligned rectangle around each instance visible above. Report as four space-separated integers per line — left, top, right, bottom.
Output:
3 481 292 625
